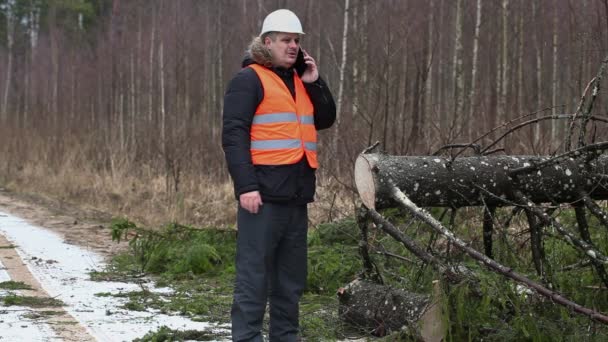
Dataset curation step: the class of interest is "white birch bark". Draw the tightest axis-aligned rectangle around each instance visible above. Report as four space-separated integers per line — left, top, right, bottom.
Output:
2 0 15 123
452 0 464 131
50 5 59 124
130 48 136 150
352 0 359 117
500 0 509 123
551 0 559 143
159 39 166 157
468 0 482 138
517 1 524 115
425 0 434 135
333 0 350 163
533 0 542 144
148 5 157 125
438 0 446 132
24 4 39 126
216 0 224 117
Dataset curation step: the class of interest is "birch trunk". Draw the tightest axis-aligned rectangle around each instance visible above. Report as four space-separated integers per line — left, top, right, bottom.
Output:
2 1 15 123
217 0 224 118
425 0 434 136
533 0 542 144
24 5 39 128
148 4 157 126
130 48 136 151
551 0 559 144
49 4 59 126
438 0 447 133
352 0 359 117
468 0 482 139
453 0 464 127
334 0 350 166
500 0 509 122
159 39 166 159
517 0 524 116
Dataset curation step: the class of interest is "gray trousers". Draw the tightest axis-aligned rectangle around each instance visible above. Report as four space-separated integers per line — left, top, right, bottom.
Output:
231 203 308 342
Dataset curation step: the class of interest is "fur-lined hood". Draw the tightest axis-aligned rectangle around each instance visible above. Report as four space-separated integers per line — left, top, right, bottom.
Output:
243 37 273 68
242 36 307 77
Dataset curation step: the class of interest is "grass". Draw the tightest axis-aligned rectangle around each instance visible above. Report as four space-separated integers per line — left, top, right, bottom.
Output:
0 281 33 291
93 212 608 340
0 245 16 249
4 139 608 340
89 218 363 340
1 293 64 307
133 326 230 342
22 310 64 319
0 136 354 229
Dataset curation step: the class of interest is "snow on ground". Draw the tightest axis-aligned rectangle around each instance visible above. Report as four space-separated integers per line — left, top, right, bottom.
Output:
0 259 60 341
0 211 230 341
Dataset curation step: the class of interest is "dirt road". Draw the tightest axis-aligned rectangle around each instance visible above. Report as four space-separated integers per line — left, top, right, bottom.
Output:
0 189 229 341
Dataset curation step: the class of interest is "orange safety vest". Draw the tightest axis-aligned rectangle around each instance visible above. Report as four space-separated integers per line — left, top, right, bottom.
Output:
248 64 318 168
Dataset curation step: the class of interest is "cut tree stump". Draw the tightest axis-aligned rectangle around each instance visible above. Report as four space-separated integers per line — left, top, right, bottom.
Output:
337 278 444 339
355 153 608 209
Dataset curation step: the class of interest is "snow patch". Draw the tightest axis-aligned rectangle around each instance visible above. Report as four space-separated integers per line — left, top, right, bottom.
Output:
0 212 230 341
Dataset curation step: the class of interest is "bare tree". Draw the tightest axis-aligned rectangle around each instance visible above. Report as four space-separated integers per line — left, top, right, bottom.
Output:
334 0 350 167
468 0 482 140
2 0 15 123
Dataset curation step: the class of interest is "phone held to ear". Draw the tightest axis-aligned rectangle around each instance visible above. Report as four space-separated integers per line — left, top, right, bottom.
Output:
295 49 308 76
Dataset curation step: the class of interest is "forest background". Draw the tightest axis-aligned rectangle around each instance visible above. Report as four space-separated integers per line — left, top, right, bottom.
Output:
0 0 607 228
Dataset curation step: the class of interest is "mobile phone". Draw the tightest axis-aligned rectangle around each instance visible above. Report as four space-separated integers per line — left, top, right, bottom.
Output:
295 49 308 76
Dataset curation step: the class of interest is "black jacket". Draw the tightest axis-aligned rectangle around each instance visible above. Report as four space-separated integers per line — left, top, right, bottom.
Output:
222 56 336 204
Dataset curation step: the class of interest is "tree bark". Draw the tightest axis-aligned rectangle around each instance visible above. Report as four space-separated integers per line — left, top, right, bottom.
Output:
333 0 350 166
501 0 509 122
551 0 560 143
468 0 482 140
338 278 430 338
453 0 464 123
533 0 542 144
354 153 608 209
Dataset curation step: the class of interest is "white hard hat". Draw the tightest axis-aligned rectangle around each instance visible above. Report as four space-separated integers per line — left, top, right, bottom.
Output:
260 9 305 36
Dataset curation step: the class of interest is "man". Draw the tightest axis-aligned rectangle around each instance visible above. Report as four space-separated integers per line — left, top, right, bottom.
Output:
222 8 336 342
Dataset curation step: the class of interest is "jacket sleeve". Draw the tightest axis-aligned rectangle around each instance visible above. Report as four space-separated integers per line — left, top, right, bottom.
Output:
304 76 336 130
222 68 263 196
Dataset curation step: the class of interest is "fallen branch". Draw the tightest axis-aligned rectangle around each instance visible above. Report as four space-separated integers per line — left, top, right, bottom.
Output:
582 193 608 229
513 190 608 265
367 207 469 285
386 179 608 324
574 206 608 288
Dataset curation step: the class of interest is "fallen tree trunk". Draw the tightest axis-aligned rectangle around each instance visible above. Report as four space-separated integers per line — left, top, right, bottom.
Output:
355 153 608 209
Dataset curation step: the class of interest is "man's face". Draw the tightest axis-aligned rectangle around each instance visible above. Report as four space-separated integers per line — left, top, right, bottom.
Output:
265 32 300 68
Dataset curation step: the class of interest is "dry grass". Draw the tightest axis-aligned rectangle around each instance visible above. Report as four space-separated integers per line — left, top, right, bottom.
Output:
0 137 355 229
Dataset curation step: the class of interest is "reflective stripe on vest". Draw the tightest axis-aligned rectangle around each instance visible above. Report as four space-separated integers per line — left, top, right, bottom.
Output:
248 64 318 168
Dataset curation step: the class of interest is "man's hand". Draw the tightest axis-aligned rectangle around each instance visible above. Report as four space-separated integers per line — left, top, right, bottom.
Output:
239 191 263 214
300 49 319 83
